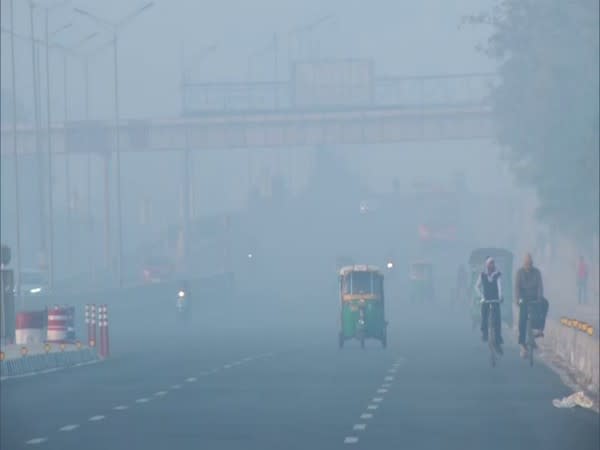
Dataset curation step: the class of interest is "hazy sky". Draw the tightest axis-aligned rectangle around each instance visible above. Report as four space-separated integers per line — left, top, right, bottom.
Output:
2 0 513 272
2 0 495 119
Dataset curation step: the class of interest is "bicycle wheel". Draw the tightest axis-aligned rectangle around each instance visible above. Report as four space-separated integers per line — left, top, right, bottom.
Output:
489 331 496 367
527 317 534 367
488 307 496 367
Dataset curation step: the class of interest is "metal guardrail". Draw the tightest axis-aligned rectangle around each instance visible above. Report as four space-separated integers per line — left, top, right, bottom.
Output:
182 73 498 114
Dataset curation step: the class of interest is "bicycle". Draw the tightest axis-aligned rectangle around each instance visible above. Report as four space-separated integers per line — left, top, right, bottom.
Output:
520 299 542 367
480 299 502 367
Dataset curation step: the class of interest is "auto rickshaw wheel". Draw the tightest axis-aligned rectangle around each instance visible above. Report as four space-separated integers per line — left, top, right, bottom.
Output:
381 332 387 349
338 332 344 349
360 335 365 349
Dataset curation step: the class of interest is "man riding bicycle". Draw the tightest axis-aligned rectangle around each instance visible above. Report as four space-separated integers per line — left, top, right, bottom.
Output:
475 257 504 355
514 253 549 358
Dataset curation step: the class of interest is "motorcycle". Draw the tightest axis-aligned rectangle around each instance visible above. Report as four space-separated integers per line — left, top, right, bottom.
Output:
176 289 190 321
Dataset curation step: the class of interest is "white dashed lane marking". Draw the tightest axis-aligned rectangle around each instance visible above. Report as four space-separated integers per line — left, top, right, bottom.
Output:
18 354 269 446
342 357 404 445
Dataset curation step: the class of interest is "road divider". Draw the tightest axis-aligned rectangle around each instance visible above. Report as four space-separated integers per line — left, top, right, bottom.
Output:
513 305 599 396
0 346 99 379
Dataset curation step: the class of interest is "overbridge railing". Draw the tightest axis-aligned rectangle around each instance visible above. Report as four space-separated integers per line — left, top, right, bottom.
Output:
182 72 498 114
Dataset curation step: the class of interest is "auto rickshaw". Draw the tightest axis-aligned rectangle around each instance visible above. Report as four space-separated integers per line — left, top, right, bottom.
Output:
408 261 435 303
468 248 514 329
338 265 387 349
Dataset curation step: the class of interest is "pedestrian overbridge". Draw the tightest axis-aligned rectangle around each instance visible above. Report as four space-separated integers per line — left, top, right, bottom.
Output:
1 72 497 156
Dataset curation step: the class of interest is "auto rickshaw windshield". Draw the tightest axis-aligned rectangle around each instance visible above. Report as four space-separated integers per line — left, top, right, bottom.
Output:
342 272 383 296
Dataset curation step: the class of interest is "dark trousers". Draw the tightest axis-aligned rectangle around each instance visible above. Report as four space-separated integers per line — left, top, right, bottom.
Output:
518 298 549 344
481 303 503 344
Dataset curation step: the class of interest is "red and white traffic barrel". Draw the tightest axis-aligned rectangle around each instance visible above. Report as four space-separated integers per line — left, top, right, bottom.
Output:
46 306 71 343
15 311 45 345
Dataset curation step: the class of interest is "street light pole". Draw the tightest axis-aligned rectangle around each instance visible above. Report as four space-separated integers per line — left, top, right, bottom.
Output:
51 30 95 277
44 9 55 289
10 0 22 302
74 3 155 287
112 33 124 286
36 0 69 289
62 51 72 273
61 33 106 282
29 1 46 271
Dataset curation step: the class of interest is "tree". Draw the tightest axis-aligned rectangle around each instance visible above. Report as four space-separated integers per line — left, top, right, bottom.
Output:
466 0 599 242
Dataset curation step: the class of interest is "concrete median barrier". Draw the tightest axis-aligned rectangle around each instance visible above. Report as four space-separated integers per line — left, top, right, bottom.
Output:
0 344 99 380
512 305 599 397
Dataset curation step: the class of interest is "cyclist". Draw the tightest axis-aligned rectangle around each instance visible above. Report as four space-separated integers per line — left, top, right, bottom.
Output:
475 257 503 355
514 253 548 358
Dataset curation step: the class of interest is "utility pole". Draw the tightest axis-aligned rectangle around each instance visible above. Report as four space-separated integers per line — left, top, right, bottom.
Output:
75 2 155 287
9 0 22 302
29 1 46 272
44 9 55 288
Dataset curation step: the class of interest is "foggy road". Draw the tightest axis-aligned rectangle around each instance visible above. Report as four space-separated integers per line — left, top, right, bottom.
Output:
1 299 597 450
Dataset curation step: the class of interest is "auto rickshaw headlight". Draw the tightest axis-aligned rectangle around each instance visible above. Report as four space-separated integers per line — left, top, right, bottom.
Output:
178 291 185 298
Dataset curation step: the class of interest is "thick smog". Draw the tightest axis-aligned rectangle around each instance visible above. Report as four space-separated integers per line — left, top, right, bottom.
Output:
1 1 598 449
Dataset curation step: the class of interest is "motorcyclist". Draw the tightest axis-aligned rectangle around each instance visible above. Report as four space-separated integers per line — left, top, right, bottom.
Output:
514 253 549 358
177 280 190 313
475 257 504 355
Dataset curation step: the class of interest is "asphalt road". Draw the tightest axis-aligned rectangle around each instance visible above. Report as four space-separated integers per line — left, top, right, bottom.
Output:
1 298 598 450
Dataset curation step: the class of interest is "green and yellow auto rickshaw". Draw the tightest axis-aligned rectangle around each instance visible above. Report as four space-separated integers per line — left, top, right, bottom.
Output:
408 261 435 304
468 248 514 329
338 265 387 349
